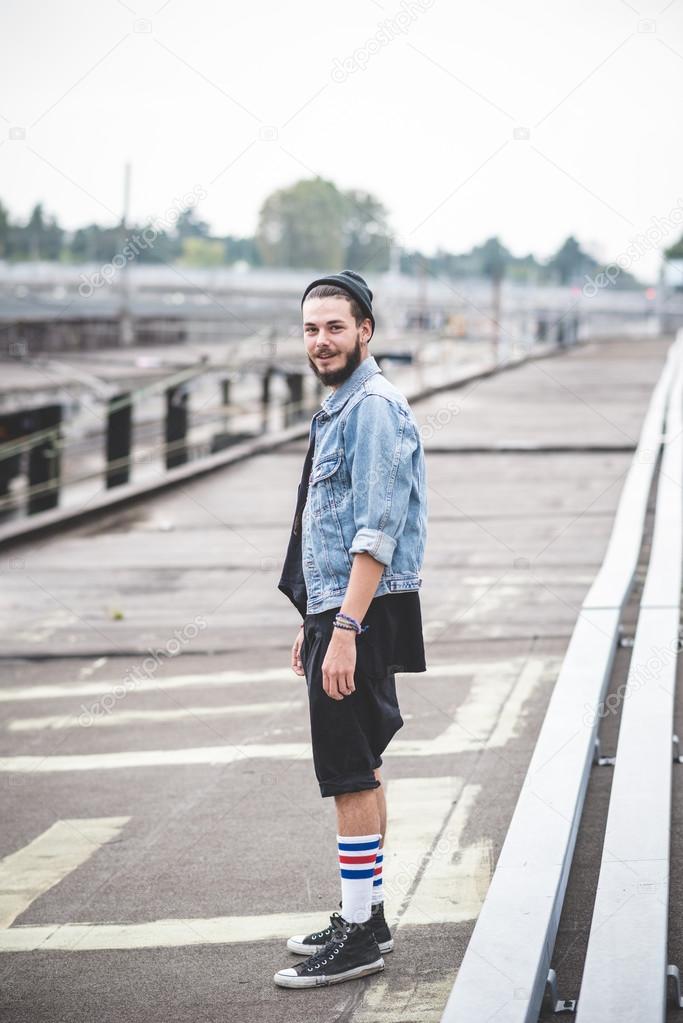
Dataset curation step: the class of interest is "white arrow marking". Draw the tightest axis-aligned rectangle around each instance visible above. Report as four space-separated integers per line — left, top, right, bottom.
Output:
0 778 460 951
0 660 550 772
0 817 130 929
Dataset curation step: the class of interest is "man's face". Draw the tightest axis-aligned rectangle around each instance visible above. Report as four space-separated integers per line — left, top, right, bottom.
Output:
303 295 372 387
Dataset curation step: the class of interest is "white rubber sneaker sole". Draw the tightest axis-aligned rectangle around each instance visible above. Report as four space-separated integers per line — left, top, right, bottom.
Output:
274 957 385 988
287 936 394 955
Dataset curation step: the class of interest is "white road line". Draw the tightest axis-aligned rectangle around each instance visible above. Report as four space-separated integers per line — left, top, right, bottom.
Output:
0 817 130 929
0 659 552 773
400 784 491 926
8 701 301 732
430 656 550 754
0 778 458 952
15 610 79 645
486 655 552 747
0 659 524 704
0 913 331 952
78 657 108 680
0 746 251 773
382 776 465 928
352 976 457 1023
0 668 297 704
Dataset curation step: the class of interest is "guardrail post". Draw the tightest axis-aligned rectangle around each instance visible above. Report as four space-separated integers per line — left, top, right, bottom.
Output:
284 372 304 428
106 393 132 489
536 313 548 343
28 404 62 514
0 412 22 501
165 383 189 469
220 377 231 432
261 367 273 433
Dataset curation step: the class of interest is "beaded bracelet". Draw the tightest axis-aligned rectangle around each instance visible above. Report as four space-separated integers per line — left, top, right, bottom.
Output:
333 620 357 632
337 611 362 631
333 611 369 635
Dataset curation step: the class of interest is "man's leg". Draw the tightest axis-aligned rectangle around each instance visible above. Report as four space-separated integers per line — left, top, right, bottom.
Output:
275 787 383 987
274 619 387 987
335 788 381 837
374 768 387 840
334 788 381 924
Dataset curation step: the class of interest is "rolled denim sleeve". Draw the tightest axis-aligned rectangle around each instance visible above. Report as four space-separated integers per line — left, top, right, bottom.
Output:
344 395 417 567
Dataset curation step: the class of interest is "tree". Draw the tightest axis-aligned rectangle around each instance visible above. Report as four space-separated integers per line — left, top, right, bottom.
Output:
257 177 347 268
68 224 123 263
26 203 46 259
478 236 510 284
507 252 541 284
132 221 181 264
224 235 262 266
665 234 683 260
343 189 392 271
546 235 592 285
180 237 225 266
18 203 64 260
477 237 510 360
176 206 210 239
0 200 8 259
256 177 392 270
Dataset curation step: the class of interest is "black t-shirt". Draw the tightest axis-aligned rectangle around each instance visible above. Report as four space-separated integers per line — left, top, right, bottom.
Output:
311 591 427 676
277 433 316 622
277 430 427 676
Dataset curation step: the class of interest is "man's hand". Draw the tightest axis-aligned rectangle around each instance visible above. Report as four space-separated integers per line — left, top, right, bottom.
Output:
322 628 357 701
291 626 305 677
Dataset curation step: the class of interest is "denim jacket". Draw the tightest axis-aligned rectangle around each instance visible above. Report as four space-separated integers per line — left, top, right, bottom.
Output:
295 353 427 615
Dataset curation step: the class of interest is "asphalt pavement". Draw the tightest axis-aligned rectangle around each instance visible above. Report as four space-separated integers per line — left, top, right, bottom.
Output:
0 335 675 1023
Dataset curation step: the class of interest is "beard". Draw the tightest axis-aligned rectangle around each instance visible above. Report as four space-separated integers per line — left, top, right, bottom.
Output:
307 332 363 386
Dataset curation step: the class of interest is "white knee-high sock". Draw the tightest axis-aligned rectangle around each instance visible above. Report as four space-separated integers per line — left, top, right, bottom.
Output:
337 833 381 924
371 846 384 905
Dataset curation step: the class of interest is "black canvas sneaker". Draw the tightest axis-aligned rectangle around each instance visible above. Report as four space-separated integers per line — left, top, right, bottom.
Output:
287 902 394 955
274 915 384 989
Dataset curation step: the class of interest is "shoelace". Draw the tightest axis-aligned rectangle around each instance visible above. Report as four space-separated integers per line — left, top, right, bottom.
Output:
308 910 345 943
302 914 350 973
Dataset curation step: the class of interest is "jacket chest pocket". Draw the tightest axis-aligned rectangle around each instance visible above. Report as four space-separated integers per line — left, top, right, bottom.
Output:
309 450 349 512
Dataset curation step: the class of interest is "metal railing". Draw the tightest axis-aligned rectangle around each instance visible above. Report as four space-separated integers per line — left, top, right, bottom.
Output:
441 329 683 1022
0 360 319 518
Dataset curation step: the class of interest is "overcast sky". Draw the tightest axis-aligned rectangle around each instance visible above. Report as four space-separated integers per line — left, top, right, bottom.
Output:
1 0 682 281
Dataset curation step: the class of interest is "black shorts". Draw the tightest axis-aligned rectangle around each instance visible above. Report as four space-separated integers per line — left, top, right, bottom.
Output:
300 607 404 798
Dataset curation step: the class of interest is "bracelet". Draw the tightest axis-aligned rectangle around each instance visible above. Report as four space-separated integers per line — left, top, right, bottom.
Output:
333 620 357 632
333 611 369 635
337 611 363 632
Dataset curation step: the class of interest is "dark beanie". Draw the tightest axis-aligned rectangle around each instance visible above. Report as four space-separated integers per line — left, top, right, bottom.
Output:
301 269 375 338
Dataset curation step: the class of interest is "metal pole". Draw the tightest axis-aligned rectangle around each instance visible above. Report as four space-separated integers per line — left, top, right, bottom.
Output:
165 383 189 469
27 404 62 514
106 392 133 488
285 372 304 428
119 161 134 347
221 377 231 433
261 367 272 434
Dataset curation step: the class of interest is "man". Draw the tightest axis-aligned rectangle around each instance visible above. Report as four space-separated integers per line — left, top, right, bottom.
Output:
275 269 428 989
